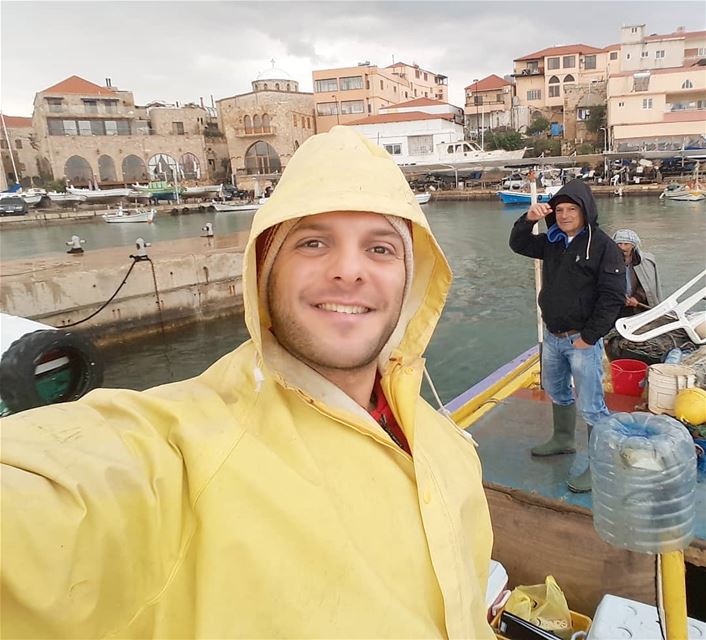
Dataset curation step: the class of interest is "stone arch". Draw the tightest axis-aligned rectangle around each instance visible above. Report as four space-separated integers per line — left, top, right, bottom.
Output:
122 155 148 182
244 141 281 175
98 155 117 182
262 113 271 132
148 153 179 181
181 153 201 180
294 140 300 151
682 79 693 89
275 83 280 90
64 155 93 185
287 83 291 91
563 74 575 83
548 75 560 84
253 114 262 132
244 115 252 133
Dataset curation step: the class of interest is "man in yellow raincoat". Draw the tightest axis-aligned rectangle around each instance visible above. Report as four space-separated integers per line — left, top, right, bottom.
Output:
1 127 494 639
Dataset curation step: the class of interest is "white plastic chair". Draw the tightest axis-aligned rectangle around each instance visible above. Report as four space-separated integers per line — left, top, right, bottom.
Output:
615 268 706 345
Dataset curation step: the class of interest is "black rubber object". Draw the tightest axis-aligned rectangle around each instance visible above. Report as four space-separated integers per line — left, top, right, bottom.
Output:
0 329 104 414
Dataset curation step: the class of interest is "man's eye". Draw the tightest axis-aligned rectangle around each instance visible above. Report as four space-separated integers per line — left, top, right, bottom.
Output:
370 245 393 255
300 239 325 249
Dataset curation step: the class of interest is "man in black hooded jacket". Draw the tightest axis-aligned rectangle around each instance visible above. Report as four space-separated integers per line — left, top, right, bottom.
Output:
509 180 625 492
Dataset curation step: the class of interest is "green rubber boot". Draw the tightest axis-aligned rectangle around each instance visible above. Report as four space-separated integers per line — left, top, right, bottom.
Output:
531 403 577 457
568 425 593 493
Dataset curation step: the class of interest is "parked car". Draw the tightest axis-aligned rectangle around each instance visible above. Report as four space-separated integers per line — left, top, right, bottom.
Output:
0 197 28 216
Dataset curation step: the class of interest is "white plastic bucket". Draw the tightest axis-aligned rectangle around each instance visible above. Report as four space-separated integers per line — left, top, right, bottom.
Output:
647 363 696 416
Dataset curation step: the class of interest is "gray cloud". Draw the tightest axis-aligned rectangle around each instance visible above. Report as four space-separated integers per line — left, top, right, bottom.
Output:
2 0 704 115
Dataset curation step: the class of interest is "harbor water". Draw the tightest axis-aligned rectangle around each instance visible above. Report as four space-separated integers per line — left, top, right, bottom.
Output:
2 196 705 403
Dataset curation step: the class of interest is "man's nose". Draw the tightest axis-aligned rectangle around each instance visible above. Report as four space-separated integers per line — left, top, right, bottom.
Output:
327 244 365 283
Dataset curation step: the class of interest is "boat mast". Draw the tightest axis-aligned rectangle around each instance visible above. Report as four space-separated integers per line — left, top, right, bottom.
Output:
0 112 20 185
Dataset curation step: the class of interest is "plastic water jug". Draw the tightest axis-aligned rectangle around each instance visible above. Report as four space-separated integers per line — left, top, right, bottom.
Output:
591 412 697 553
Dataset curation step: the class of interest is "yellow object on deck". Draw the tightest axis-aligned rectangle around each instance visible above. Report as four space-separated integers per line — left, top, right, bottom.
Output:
660 551 689 640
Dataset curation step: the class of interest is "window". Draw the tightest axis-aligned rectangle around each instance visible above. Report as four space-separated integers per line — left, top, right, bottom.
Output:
103 100 118 113
244 115 252 133
584 55 597 69
105 120 118 135
90 120 105 135
641 51 649 58
367 103 372 113
563 74 575 84
314 78 338 92
253 114 262 131
262 114 271 131
83 100 98 113
497 93 504 103
306 117 310 128
633 72 650 91
380 80 384 90
656 50 665 59
293 114 298 127
61 120 77 135
642 98 653 109
407 135 433 155
682 79 693 89
562 55 575 68
527 89 541 101
47 119 62 135
384 144 401 155
423 72 428 81
316 102 338 116
339 75 363 91
244 141 281 175
610 51 618 60
46 98 63 112
116 120 130 136
14 139 23 149
548 57 560 70
275 83 280 90
577 108 591 120
618 101 625 107
79 119 94 136
172 121 185 135
699 48 706 56
626 53 631 60
415 69 420 79
548 76 560 97
0 140 6 148
340 100 364 114
393 85 397 93
474 95 482 105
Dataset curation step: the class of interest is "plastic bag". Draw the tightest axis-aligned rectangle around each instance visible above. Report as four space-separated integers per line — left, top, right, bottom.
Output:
504 575 572 639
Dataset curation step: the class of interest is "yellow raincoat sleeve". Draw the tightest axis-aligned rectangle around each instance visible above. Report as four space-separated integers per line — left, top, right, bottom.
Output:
1 381 235 639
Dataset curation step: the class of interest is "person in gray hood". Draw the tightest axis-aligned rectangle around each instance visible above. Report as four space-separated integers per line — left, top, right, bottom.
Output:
509 180 625 493
612 228 663 317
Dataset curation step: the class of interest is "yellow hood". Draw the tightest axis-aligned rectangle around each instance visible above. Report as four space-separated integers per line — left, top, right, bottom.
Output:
244 126 452 372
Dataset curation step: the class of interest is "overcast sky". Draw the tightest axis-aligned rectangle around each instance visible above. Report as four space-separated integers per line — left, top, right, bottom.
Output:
2 0 704 116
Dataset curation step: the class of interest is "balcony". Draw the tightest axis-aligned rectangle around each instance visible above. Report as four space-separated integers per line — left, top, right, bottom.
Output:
234 126 276 137
512 67 545 78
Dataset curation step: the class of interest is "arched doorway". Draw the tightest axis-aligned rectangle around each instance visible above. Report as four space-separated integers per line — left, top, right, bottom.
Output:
64 155 93 185
244 141 281 175
180 153 201 180
98 155 117 182
148 153 179 181
122 155 148 182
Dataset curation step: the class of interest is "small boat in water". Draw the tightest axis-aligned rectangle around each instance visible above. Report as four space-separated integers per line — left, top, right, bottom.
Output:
103 204 156 223
415 193 431 205
660 183 705 202
496 185 561 205
211 200 262 213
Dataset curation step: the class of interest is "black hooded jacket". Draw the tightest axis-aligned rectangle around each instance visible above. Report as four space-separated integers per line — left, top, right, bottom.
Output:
509 179 626 345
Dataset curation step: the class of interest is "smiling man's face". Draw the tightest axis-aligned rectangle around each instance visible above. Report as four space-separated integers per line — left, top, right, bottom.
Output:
267 211 407 374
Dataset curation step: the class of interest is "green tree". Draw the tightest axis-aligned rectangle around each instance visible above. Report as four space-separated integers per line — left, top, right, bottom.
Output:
528 138 561 157
586 105 607 134
526 116 550 136
485 130 525 151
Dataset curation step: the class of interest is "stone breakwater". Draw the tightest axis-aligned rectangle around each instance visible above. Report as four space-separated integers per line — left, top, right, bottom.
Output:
0 232 248 344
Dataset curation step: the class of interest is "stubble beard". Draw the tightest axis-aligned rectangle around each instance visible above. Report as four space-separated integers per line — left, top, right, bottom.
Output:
267 277 403 375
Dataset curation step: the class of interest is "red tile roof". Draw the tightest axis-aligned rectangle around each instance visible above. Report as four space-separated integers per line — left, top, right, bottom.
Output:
645 29 706 42
465 74 511 91
600 43 621 52
1 115 32 128
345 111 455 126
380 97 446 109
515 44 604 61
40 75 116 96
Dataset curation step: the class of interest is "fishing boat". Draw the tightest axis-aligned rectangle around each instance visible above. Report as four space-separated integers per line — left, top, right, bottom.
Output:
415 192 431 205
103 204 155 223
0 188 46 207
496 185 562 205
132 181 184 201
66 186 133 201
183 185 223 199
211 200 262 213
47 192 87 205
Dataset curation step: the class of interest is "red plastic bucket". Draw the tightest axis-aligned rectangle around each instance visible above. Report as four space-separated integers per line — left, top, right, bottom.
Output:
610 359 649 396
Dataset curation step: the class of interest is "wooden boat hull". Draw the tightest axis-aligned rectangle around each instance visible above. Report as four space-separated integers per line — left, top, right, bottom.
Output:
103 208 155 223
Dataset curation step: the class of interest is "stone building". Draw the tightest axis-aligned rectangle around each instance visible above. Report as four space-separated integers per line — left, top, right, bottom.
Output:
216 68 316 193
31 75 228 186
1 115 39 187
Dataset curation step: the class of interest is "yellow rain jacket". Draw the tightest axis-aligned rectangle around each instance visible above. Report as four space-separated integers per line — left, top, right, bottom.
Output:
1 127 493 639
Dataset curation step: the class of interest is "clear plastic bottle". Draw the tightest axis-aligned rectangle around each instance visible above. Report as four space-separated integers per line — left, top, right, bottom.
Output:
591 412 697 553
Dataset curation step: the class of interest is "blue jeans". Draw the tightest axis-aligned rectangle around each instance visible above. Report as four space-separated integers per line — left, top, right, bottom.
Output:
542 329 610 427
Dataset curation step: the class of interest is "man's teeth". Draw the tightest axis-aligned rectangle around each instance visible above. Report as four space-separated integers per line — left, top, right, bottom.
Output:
317 303 369 314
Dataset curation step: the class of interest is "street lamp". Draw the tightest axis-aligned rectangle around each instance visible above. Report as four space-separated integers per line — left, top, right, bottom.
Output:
332 94 340 126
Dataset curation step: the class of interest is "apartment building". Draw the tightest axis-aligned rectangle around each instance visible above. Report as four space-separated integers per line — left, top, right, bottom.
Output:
607 25 706 150
312 61 448 133
217 69 316 191
513 44 610 138
463 75 530 135
1 115 39 187
31 75 228 186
